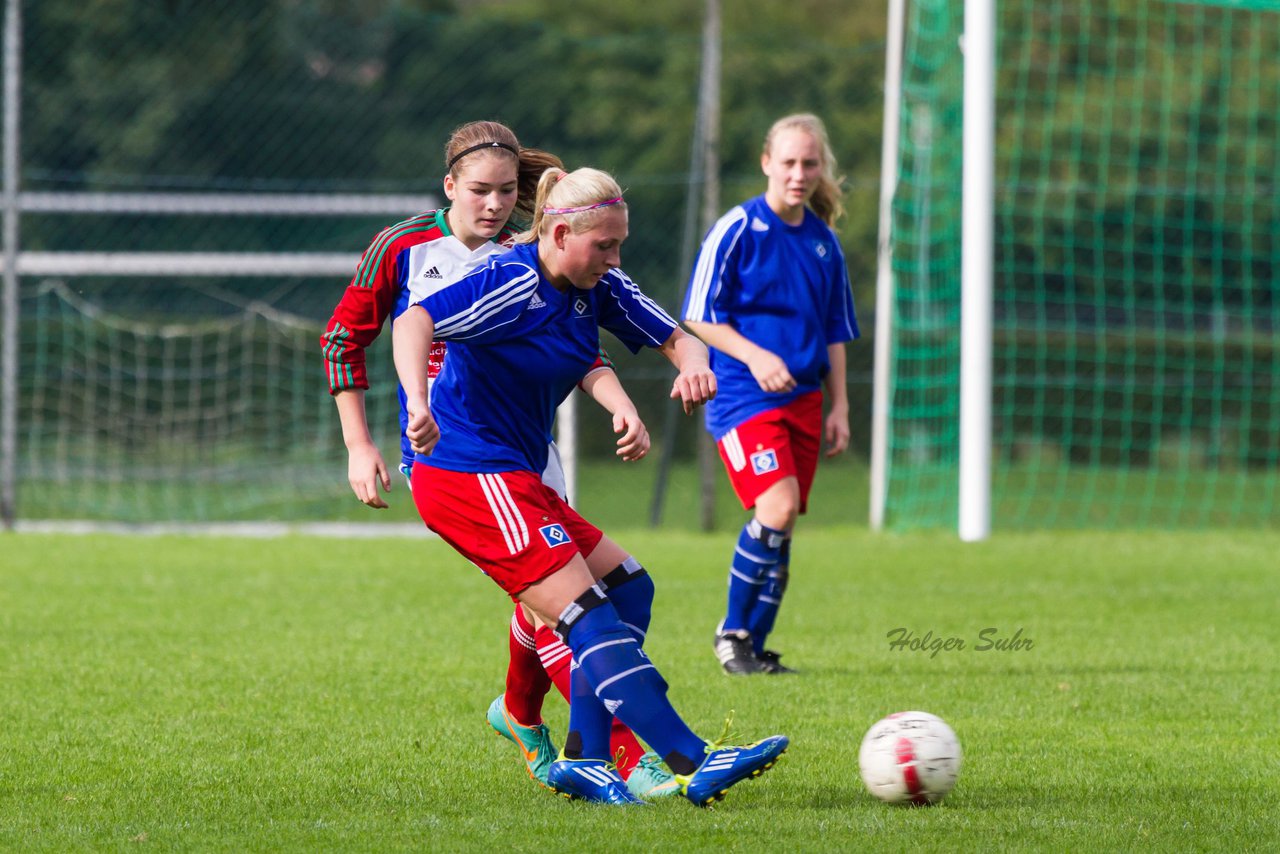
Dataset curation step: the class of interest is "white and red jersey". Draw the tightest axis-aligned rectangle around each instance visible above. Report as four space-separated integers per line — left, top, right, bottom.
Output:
321 209 519 470
322 209 518 393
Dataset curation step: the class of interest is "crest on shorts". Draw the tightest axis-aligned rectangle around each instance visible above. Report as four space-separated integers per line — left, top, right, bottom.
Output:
539 523 572 547
750 448 779 475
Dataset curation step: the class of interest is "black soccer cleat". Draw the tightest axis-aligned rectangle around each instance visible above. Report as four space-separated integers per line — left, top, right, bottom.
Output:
714 630 766 675
757 649 797 675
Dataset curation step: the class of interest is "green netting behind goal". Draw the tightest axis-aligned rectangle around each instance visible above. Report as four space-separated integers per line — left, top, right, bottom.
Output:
885 0 1280 529
19 279 404 523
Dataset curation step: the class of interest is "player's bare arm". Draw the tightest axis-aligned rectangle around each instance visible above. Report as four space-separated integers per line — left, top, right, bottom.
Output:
580 368 650 461
823 342 850 457
683 319 796 394
392 305 441 456
334 388 392 507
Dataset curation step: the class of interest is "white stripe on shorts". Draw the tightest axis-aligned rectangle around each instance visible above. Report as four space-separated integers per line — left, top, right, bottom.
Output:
478 473 525 554
486 473 529 549
722 428 746 472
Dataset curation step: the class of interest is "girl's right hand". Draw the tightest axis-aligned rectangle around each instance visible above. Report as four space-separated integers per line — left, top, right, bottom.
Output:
748 349 796 393
405 405 440 456
347 440 392 508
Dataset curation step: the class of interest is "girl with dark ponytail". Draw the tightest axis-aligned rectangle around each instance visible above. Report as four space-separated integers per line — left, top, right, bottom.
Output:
323 123 673 798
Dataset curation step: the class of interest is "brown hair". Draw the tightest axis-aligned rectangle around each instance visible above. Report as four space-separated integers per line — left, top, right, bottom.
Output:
443 121 564 222
514 166 627 244
763 113 845 227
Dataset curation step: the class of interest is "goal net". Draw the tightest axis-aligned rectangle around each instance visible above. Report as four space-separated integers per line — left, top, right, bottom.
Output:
881 0 1280 529
19 276 403 525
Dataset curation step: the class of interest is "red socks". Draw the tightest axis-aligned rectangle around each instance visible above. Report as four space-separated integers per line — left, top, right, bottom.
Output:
502 605 551 725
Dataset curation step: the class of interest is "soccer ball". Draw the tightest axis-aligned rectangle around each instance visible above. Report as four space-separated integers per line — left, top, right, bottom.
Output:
858 710 962 805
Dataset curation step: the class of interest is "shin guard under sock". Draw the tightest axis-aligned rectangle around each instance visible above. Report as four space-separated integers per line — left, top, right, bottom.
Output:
538 614 648 774
747 536 790 655
722 518 786 635
601 557 653 644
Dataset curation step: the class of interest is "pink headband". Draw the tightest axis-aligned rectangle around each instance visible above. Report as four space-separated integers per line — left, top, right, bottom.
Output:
543 196 624 216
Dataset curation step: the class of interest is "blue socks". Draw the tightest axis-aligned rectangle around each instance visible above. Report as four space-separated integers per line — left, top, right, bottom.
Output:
722 518 787 635
559 587 704 767
747 537 790 654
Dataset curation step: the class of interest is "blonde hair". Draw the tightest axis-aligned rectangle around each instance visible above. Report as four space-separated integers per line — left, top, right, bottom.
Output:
763 113 845 227
443 120 564 222
514 167 627 244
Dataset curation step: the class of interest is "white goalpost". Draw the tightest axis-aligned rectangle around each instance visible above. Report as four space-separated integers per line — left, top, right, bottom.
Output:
870 0 994 541
958 0 995 542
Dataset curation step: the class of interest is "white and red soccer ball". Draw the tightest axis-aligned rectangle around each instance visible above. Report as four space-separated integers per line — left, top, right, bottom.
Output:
858 711 962 805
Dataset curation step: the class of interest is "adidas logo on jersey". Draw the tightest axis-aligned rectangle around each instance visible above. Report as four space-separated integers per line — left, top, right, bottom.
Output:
603 699 623 714
751 217 769 232
528 293 547 309
423 266 443 279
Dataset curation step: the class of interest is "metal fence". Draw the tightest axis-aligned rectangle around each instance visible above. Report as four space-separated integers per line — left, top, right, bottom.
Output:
1 0 882 527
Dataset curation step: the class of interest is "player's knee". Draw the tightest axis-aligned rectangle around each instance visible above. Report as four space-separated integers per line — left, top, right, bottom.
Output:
553 583 605 640
602 560 654 642
553 583 630 650
755 479 800 530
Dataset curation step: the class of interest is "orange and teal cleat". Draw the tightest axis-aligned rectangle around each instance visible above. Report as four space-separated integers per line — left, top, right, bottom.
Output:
486 695 557 787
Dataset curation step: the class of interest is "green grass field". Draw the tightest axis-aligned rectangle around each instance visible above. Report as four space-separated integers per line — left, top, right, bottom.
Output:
3 526 1278 852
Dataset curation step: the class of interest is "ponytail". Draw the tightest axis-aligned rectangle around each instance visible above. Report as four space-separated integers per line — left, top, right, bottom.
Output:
513 148 565 221
515 167 626 244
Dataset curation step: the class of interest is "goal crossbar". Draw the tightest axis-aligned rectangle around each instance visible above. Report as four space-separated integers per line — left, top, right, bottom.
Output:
18 252 361 277
12 192 442 277
20 192 440 216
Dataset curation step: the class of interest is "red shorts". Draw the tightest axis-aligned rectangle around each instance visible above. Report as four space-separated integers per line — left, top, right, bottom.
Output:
717 391 822 513
410 464 604 599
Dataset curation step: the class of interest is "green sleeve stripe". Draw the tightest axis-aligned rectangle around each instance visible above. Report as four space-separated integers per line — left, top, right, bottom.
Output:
322 323 353 390
351 213 439 290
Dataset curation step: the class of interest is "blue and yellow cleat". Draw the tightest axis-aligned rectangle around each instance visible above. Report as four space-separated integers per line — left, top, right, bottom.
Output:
547 755 648 805
486 695 557 787
625 752 681 799
677 731 789 807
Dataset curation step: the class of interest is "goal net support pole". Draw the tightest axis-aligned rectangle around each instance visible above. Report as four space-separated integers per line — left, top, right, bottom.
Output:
959 0 995 541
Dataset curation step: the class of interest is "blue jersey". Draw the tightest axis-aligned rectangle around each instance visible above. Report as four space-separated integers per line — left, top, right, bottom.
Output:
682 195 859 439
414 241 678 474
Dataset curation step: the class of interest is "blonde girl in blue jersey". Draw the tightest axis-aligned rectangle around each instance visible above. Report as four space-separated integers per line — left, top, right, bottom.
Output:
682 113 860 676
322 121 672 797
392 166 789 806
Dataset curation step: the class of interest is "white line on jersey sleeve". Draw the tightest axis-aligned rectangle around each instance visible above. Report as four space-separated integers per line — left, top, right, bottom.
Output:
684 207 748 323
432 265 539 339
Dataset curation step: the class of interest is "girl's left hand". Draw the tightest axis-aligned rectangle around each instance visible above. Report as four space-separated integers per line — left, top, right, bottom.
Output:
671 365 717 414
824 410 850 457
